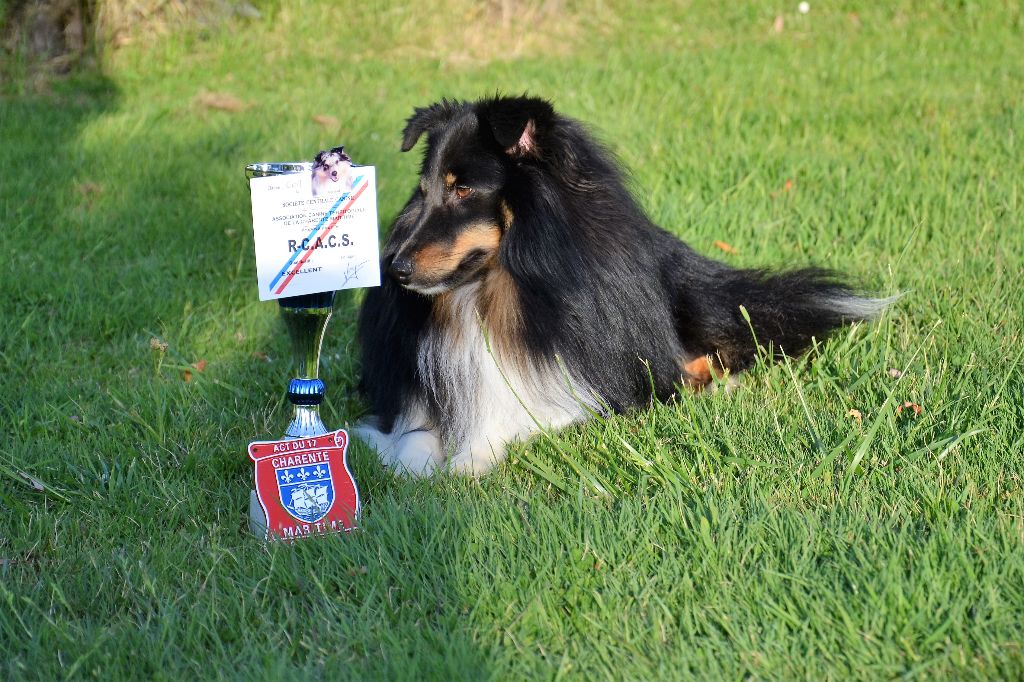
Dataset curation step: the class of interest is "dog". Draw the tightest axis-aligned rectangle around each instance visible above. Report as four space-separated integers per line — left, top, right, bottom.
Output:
354 95 891 476
311 146 354 196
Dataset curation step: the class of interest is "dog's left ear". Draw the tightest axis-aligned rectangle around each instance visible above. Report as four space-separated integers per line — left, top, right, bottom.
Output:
479 96 555 158
401 100 463 152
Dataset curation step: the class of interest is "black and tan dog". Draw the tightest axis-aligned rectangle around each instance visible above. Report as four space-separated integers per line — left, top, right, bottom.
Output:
355 95 890 475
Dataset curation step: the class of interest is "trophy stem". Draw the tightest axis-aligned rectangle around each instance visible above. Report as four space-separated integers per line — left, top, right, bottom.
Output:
279 291 335 439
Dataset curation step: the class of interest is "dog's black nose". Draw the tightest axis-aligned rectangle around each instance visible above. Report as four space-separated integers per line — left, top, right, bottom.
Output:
389 257 414 284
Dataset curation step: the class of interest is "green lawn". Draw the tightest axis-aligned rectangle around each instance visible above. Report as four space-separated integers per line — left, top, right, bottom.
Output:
2 1 1023 678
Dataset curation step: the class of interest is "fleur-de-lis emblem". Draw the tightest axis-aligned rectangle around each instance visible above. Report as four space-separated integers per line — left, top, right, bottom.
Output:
280 470 295 483
297 468 310 480
313 465 327 479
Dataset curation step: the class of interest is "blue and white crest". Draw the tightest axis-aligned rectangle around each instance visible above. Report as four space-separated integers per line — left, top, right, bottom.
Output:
276 462 335 524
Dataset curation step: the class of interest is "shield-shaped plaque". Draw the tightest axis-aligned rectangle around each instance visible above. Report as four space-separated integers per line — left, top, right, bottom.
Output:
248 429 359 540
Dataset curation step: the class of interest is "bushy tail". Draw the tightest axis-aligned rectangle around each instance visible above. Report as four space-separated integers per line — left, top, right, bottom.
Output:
677 266 895 373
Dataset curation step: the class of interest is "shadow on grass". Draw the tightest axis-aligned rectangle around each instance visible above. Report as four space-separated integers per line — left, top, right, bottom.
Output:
0 70 120 497
0 77 493 677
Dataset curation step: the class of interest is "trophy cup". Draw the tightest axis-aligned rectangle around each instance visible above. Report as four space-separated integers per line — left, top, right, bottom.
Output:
244 161 368 540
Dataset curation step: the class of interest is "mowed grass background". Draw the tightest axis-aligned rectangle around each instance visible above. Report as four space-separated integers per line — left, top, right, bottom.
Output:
2 0 1023 678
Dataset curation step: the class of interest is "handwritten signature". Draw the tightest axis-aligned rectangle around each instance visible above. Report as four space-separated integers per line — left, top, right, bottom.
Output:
339 259 371 289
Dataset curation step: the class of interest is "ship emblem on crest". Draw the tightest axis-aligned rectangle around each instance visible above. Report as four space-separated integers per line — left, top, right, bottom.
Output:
278 462 335 523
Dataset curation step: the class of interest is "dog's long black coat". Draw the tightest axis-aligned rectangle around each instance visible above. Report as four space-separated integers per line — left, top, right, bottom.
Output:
357 95 883 471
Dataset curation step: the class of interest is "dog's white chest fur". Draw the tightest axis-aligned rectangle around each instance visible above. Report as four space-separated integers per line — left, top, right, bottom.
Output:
356 283 597 475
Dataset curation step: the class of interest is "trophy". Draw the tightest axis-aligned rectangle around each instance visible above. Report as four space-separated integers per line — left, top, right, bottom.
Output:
244 159 378 540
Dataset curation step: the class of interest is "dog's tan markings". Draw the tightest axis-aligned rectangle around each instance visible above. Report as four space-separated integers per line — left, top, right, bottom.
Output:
498 199 514 231
683 356 712 386
444 172 456 189
431 291 461 342
480 266 524 363
413 222 502 280
682 355 725 390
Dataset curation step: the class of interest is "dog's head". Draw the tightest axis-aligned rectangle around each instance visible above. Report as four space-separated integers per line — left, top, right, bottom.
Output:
312 146 353 186
383 96 556 295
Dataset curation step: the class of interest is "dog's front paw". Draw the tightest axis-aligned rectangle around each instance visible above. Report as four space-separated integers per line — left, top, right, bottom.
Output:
391 430 444 476
352 421 393 457
353 419 444 477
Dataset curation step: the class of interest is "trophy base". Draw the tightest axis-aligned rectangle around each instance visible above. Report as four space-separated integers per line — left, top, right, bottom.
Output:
249 490 268 538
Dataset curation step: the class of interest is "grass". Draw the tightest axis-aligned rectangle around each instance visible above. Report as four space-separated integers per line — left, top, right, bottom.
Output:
2 0 1023 678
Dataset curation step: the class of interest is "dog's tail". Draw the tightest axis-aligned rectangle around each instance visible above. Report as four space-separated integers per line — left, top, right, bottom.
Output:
676 263 896 375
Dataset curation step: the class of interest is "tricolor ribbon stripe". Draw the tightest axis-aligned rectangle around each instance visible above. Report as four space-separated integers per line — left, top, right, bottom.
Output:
269 175 367 296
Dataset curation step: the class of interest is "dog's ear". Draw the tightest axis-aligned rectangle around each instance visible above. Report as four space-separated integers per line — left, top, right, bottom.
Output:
480 96 555 158
401 100 462 152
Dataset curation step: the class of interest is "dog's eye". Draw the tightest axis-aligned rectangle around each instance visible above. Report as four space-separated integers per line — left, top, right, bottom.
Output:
454 185 473 200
